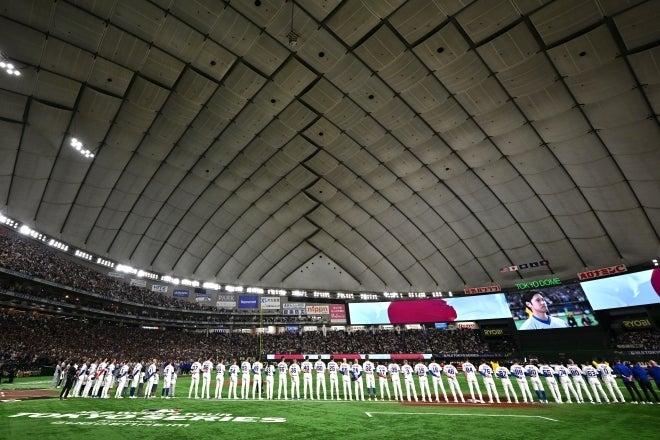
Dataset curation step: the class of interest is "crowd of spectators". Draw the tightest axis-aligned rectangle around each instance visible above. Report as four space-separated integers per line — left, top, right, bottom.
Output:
0 230 331 326
0 309 500 371
260 327 489 355
0 231 214 311
0 279 328 329
613 329 660 351
0 309 258 371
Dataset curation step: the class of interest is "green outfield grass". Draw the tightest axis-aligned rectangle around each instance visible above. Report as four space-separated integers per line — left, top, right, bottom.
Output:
0 378 53 390
1 376 658 440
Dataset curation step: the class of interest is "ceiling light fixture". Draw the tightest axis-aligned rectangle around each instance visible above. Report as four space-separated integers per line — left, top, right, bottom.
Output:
0 60 21 76
70 137 95 158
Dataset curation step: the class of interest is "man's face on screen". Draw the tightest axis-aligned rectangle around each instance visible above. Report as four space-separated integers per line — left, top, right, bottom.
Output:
526 294 548 316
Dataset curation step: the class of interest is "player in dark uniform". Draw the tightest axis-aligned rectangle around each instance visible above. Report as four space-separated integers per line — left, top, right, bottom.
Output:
59 361 78 400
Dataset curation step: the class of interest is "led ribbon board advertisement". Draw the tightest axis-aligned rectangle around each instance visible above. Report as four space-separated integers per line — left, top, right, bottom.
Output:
580 268 660 310
505 283 598 330
347 294 511 325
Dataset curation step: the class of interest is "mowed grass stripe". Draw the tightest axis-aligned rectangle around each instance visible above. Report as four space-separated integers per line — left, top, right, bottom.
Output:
365 410 560 422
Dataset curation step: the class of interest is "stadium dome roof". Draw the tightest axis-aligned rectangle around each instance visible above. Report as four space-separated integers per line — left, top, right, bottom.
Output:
0 0 658 293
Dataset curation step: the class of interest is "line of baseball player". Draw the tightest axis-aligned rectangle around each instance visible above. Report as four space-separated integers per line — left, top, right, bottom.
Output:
207 357 637 403
61 356 647 404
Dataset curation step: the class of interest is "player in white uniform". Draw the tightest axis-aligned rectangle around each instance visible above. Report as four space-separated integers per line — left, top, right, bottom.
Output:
81 359 98 398
264 361 275 400
388 361 403 401
327 357 340 400
277 358 288 400
129 361 142 398
415 361 432 402
227 359 240 399
495 364 519 403
162 361 174 398
583 364 609 403
114 361 130 398
144 359 157 398
170 369 178 398
92 359 108 398
351 359 365 401
301 356 314 399
340 358 353 400
100 359 115 398
189 358 202 398
401 360 418 402
252 359 263 399
597 361 625 403
462 360 484 403
376 362 391 401
72 360 88 398
427 359 448 403
363 355 376 400
289 359 301 399
478 361 501 404
201 358 214 399
52 360 63 389
555 363 580 403
539 362 562 403
240 358 252 400
525 362 547 403
148 369 159 398
314 357 327 400
510 361 534 403
443 362 465 403
567 359 593 403
214 359 226 399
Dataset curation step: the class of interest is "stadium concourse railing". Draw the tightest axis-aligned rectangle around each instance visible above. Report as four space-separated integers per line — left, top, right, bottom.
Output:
0 267 322 328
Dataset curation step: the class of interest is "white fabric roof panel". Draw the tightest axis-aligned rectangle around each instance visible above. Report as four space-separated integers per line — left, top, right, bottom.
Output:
394 117 436 149
315 216 351 242
295 28 346 75
339 230 383 270
0 0 657 291
98 25 151 72
389 0 448 44
0 121 20 203
194 246 230 280
153 14 205 64
613 0 660 51
387 248 416 274
515 81 576 122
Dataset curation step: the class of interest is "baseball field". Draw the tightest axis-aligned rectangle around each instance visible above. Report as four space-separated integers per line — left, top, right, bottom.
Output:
1 375 657 439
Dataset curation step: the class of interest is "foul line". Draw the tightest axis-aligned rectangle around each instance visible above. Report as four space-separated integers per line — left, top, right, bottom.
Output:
365 411 559 422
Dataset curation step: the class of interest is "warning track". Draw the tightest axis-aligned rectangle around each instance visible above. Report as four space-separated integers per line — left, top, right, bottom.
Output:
0 388 59 402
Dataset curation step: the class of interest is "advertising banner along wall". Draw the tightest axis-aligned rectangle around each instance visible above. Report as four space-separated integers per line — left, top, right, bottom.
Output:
260 297 281 310
238 295 259 309
173 289 189 298
216 294 236 309
329 304 346 323
306 304 329 315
